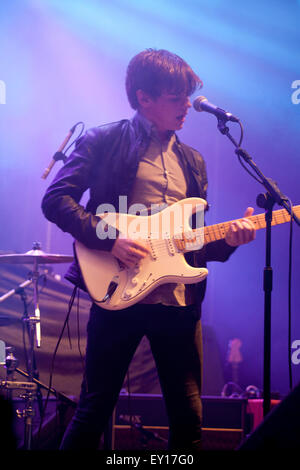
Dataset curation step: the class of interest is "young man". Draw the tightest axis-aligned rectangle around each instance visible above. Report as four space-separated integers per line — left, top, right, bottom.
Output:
42 49 255 451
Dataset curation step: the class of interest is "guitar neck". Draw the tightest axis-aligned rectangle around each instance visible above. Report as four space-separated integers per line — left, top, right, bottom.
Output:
203 205 300 244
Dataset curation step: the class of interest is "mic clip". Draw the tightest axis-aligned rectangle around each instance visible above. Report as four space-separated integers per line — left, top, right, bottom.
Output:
52 151 67 164
217 116 230 135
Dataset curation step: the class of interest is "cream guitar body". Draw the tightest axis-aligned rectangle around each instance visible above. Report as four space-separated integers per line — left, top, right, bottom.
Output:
75 198 207 310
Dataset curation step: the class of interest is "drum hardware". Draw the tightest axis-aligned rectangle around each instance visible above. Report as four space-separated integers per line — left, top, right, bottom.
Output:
0 242 74 347
0 242 74 265
0 242 74 449
0 346 38 450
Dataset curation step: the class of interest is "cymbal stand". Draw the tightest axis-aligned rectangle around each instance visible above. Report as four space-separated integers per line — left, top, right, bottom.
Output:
31 243 42 350
0 273 42 449
0 248 42 350
19 278 44 449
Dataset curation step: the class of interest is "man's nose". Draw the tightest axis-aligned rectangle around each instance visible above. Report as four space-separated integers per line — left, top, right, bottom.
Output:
185 97 192 108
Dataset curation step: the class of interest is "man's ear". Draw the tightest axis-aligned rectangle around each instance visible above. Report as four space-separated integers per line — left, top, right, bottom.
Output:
136 89 153 109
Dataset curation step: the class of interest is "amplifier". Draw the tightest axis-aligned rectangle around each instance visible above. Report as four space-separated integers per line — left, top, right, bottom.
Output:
110 393 248 451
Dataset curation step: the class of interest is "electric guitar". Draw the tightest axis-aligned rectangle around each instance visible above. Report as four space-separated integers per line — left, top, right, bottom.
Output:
227 338 243 384
74 197 299 311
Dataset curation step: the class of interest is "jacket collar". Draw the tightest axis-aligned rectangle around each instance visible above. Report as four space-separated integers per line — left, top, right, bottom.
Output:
132 112 175 143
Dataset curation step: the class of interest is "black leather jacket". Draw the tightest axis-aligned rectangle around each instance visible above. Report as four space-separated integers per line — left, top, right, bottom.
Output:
41 115 235 311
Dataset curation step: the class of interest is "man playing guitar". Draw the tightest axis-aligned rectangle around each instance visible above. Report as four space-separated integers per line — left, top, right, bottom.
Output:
42 49 256 450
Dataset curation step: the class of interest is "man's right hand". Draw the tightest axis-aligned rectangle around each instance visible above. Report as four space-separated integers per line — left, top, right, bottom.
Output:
111 237 150 268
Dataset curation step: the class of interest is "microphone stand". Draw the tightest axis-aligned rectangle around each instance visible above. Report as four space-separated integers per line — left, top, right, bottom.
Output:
216 117 300 417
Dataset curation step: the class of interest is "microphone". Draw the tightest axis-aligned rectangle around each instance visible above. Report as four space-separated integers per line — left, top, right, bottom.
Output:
41 124 77 180
193 96 239 123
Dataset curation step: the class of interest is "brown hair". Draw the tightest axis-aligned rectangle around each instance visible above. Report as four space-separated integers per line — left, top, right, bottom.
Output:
126 49 203 110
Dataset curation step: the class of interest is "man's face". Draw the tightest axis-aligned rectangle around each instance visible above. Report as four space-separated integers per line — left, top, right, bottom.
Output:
138 91 192 136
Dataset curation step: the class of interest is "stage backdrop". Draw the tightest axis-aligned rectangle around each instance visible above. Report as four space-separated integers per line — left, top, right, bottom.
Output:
0 0 299 398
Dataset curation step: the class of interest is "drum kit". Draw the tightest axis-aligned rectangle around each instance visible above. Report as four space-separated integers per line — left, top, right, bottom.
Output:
0 241 74 450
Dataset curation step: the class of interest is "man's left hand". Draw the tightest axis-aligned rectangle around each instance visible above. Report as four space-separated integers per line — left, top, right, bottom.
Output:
225 207 256 247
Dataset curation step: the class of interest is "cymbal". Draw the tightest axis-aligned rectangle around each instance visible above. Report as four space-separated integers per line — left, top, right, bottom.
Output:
0 249 74 265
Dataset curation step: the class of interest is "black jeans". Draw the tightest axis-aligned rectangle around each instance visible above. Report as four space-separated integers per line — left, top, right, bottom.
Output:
60 302 203 450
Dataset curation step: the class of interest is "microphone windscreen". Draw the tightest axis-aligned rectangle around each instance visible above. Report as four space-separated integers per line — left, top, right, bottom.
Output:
193 96 207 112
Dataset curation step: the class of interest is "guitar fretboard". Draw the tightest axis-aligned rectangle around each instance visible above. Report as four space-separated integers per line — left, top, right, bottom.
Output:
203 205 300 244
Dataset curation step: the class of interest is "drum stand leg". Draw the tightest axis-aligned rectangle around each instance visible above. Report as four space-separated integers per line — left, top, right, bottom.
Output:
4 285 40 450
20 283 41 450
17 390 36 450
3 347 38 450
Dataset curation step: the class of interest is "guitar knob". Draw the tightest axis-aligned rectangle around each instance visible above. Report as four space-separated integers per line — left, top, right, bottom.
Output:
131 277 138 286
123 290 132 299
